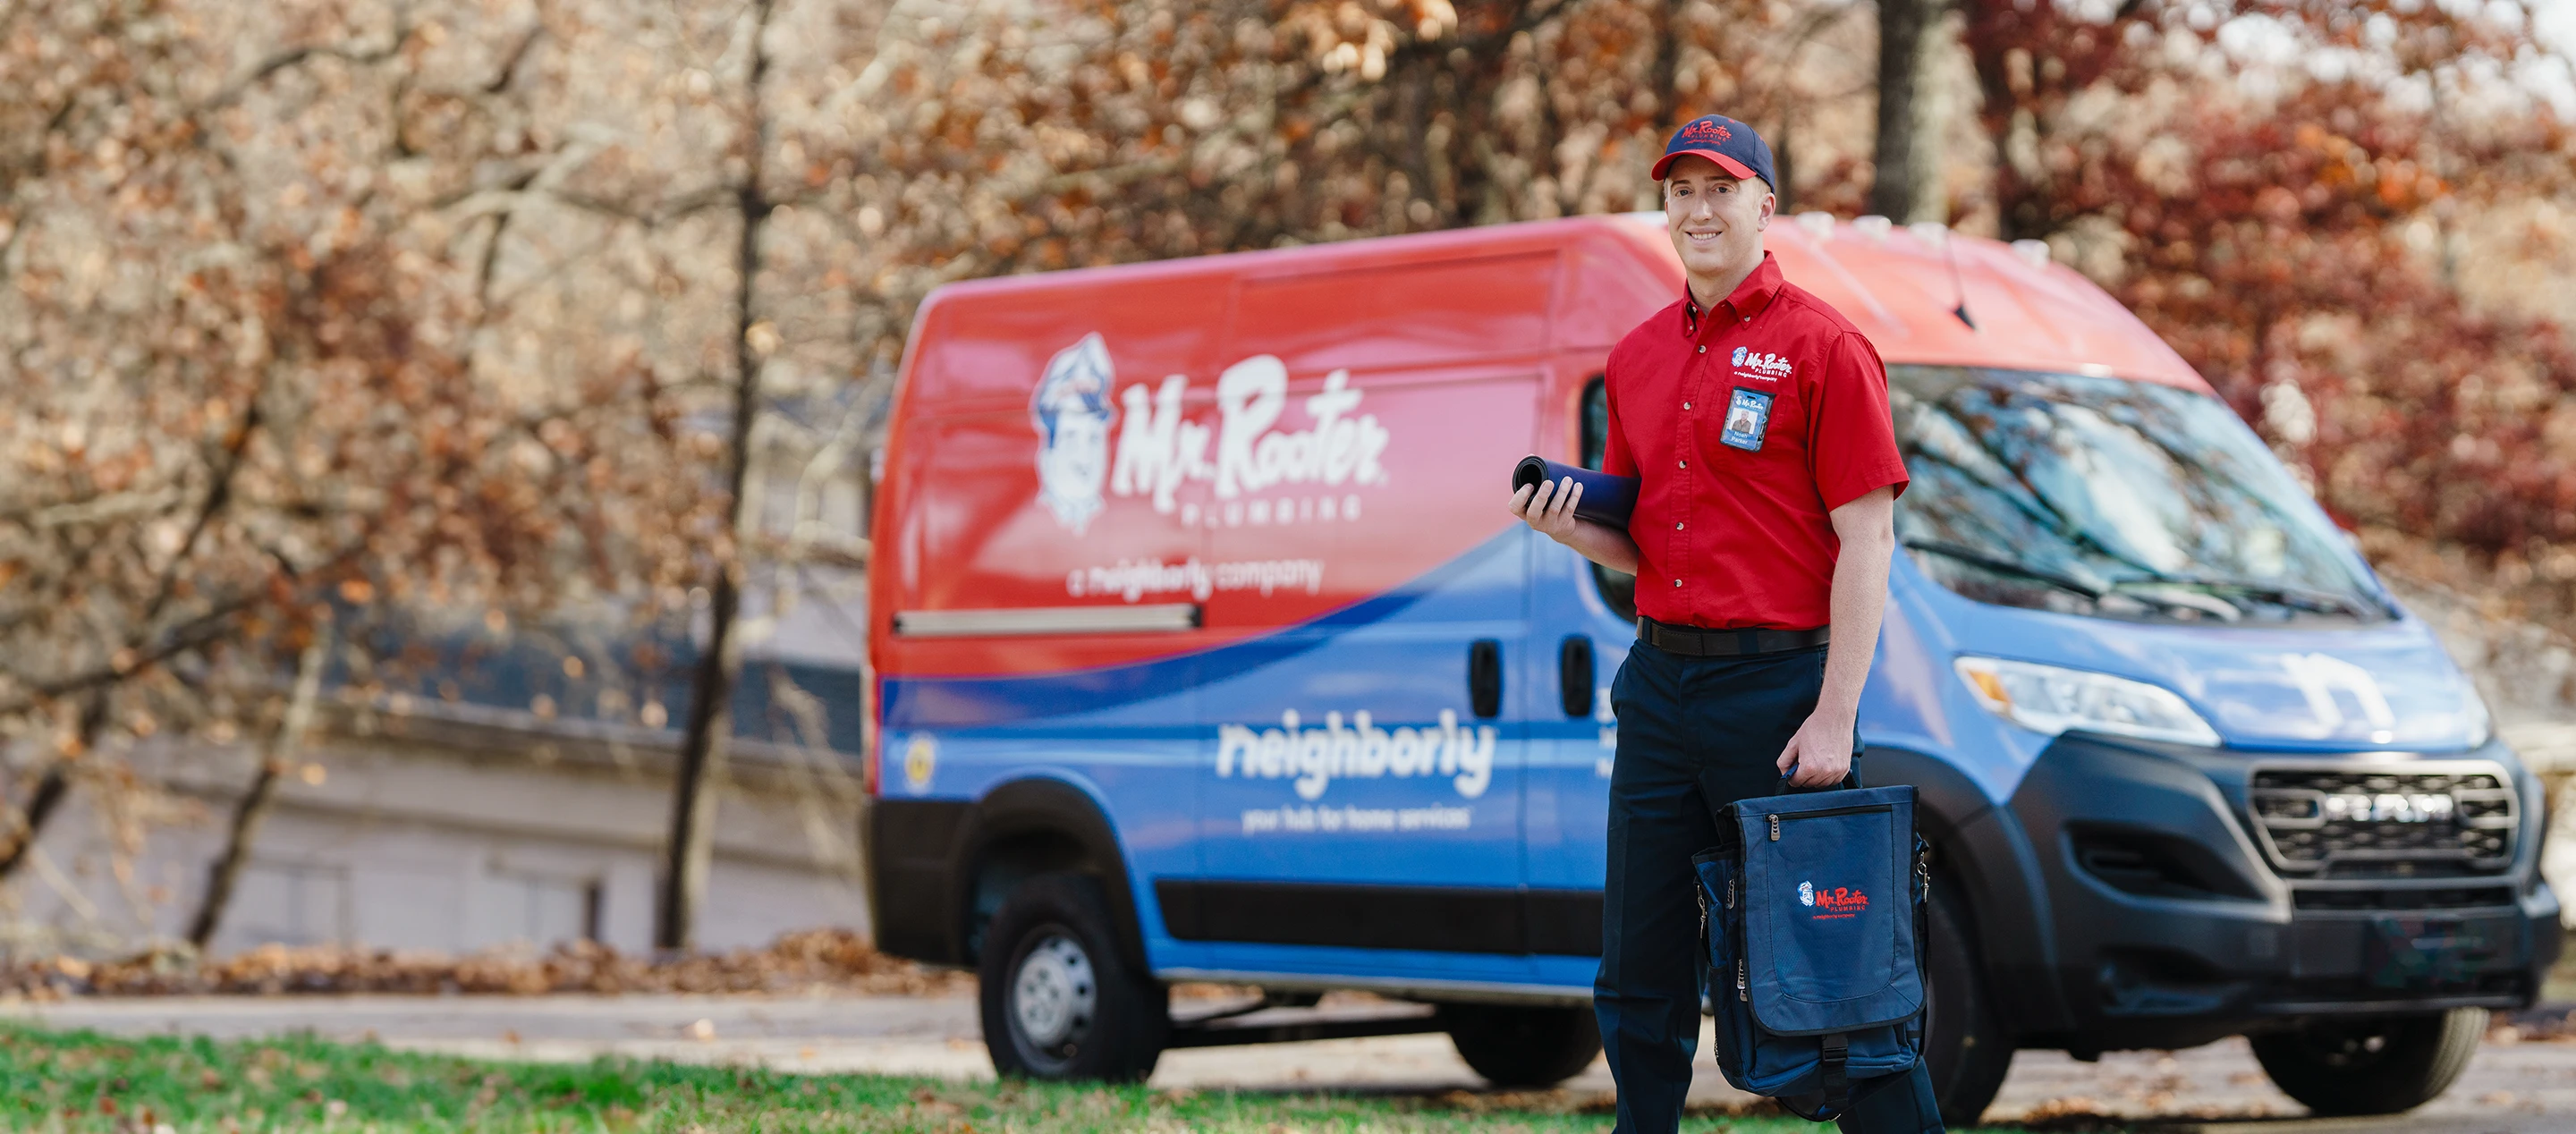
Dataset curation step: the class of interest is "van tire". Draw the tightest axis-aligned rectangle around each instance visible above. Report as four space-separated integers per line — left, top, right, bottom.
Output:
1923 881 2012 1126
979 872 1168 1082
2250 1008 2486 1116
1439 1003 1602 1087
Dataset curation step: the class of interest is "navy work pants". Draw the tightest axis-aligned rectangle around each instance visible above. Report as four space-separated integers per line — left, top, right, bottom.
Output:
1594 639 1943 1134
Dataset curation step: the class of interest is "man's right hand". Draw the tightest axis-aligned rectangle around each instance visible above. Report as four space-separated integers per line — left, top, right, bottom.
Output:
1510 476 1585 544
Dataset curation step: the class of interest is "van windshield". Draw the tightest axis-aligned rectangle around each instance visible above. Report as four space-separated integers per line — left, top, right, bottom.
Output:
1891 366 2390 624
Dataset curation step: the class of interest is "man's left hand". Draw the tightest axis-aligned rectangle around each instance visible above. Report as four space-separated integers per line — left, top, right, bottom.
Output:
1776 711 1855 788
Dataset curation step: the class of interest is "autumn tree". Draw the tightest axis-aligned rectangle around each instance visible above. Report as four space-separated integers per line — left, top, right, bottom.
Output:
0 0 720 947
1961 0 2576 621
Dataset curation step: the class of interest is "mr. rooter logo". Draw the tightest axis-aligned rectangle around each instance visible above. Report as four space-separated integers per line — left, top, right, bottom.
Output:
1026 333 1397 534
1797 880 1869 921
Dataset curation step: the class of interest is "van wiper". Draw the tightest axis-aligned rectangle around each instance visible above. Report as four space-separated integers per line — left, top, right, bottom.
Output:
2119 576 2385 620
1901 539 2102 599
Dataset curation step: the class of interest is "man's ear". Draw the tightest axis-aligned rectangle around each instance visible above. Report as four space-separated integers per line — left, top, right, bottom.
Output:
1757 188 1777 229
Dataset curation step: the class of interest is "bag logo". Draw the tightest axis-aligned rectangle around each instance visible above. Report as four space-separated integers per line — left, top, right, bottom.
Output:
1801 881 1868 920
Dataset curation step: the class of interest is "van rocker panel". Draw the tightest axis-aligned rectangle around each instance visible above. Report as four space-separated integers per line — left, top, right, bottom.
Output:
1156 878 1602 956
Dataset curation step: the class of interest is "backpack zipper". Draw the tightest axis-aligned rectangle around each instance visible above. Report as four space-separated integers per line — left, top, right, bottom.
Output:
1767 804 1894 842
1724 876 1735 909
1736 958 1748 1002
1775 804 1893 820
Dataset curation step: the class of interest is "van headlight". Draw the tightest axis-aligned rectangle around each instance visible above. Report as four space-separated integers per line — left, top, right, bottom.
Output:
1953 656 2221 747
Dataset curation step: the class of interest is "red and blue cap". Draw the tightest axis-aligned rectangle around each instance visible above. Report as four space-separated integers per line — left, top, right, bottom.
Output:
1651 114 1777 190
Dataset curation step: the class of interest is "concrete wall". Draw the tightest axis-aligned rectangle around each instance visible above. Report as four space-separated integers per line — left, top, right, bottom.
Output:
0 707 872 958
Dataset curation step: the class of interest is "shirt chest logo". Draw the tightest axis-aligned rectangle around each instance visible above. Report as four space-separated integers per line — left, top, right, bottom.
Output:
1729 345 1792 382
1721 387 1774 452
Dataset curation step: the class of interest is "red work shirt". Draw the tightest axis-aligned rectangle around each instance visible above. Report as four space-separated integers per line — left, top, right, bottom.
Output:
1602 252 1910 630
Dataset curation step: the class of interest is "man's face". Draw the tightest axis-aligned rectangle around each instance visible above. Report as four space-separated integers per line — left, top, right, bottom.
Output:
1042 410 1110 494
1662 154 1774 284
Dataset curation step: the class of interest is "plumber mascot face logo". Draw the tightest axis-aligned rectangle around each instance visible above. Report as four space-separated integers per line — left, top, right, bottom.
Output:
1030 334 1119 533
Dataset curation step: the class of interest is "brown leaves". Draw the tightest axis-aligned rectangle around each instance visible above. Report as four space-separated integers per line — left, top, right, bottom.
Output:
1963 0 2576 630
0 929 974 1000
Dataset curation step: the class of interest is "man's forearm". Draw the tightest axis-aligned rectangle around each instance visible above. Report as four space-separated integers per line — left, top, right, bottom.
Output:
1816 545 1889 724
1557 518 1641 576
1817 498 1896 724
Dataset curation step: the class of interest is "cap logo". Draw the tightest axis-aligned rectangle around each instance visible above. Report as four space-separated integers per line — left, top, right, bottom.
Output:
1681 119 1731 143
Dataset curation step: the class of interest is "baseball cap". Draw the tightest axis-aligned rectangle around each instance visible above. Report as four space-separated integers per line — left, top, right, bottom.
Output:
1651 114 1777 190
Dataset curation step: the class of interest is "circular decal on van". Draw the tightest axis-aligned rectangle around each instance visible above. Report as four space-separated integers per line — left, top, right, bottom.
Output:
902 734 937 794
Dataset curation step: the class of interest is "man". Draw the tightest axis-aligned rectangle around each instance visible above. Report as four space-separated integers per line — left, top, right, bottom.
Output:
1507 115 1938 1134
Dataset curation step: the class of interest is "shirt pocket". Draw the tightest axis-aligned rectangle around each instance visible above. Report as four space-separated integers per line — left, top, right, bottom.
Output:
1704 380 1803 462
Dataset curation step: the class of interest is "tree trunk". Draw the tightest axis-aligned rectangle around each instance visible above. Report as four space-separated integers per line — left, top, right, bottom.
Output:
0 759 73 880
0 693 113 879
186 624 332 950
657 0 778 954
1773 114 1797 214
0 398 259 883
1868 0 1946 221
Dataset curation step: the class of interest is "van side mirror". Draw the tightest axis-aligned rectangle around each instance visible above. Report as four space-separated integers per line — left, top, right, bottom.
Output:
1558 636 1595 717
1469 639 1503 719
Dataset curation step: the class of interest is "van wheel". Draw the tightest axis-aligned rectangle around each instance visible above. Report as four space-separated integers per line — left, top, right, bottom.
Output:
2250 1009 2486 1116
1439 1003 1602 1087
979 873 1168 1081
1923 881 2012 1126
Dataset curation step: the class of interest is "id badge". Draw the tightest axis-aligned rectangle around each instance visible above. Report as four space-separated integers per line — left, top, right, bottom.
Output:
1721 387 1774 452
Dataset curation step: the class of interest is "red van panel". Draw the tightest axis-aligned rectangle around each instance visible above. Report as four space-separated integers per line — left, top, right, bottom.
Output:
870 215 2208 684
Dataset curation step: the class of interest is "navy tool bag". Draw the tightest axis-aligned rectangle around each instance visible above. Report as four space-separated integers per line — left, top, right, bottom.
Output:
1694 774 1928 1121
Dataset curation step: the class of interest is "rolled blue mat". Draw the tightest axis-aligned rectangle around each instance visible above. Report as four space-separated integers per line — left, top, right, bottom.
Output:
1513 455 1639 528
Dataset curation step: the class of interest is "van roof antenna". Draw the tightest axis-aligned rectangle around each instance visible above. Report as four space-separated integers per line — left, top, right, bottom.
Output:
1925 222 1977 331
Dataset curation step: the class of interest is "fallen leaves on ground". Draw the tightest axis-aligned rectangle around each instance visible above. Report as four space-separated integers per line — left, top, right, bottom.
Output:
2496 1004 2576 1043
0 928 972 1001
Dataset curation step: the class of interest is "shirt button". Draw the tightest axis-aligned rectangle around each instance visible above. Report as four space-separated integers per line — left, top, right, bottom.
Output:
1676 522 1684 530
1678 460 1687 469
1673 579 1682 588
1682 402 1691 410
1697 345 1706 353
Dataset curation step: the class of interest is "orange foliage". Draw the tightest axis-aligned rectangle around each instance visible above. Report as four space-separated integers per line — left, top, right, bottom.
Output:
1966 0 2576 597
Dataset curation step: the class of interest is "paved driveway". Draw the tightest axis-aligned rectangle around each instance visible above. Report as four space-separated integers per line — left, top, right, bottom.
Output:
5 993 2569 1131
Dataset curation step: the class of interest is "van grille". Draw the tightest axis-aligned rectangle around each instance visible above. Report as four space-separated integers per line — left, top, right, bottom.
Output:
2247 765 2517 877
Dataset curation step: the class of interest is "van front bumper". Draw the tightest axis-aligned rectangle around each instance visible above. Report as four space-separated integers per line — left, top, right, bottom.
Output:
2004 733 2560 1053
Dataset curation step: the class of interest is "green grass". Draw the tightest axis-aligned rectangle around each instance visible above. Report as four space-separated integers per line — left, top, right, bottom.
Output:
1 1022 2089 1132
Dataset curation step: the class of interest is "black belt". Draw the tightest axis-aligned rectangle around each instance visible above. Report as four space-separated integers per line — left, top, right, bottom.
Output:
1637 616 1829 657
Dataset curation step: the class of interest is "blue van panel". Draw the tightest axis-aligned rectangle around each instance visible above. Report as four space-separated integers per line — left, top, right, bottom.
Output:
882 512 2505 1001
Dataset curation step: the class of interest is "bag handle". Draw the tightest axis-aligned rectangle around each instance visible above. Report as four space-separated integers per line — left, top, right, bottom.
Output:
1773 730 1866 795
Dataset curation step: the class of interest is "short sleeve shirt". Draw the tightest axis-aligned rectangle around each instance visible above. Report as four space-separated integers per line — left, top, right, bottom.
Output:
1602 252 1910 630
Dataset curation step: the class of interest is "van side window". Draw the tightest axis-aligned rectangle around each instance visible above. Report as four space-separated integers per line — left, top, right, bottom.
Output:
1580 377 1637 623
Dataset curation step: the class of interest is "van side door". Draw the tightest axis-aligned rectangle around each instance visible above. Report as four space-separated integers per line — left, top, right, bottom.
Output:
1156 257 1551 973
